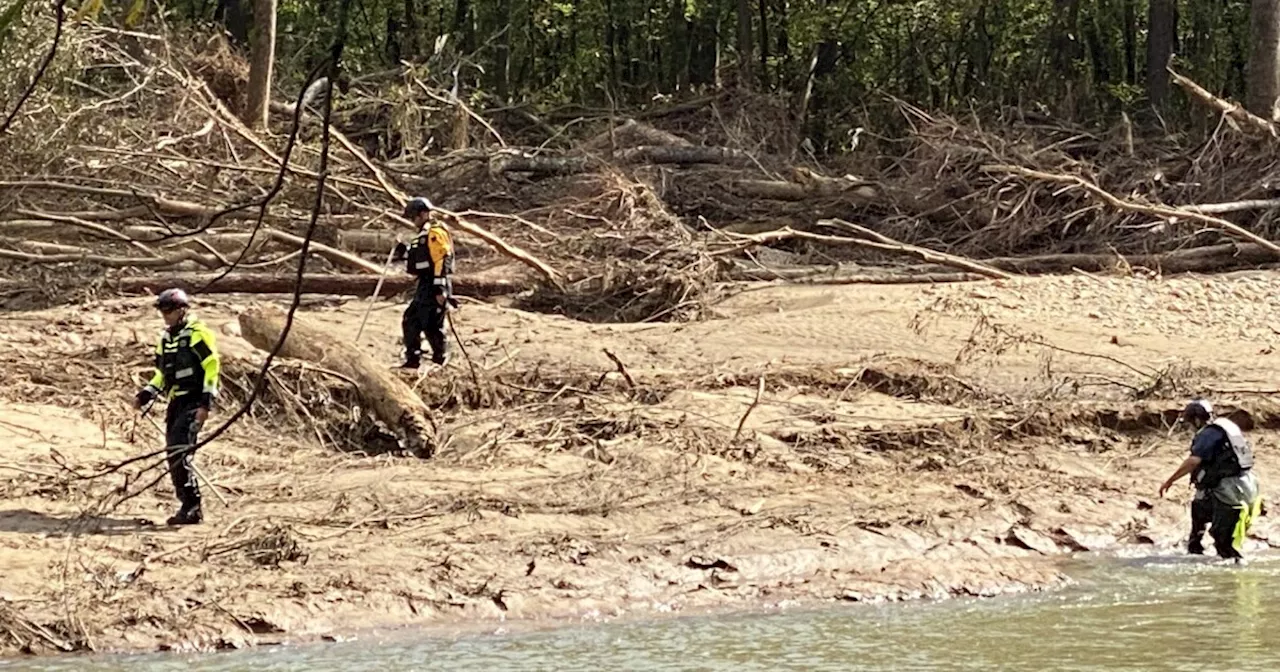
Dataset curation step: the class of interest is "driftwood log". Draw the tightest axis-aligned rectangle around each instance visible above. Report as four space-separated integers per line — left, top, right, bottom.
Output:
238 304 437 457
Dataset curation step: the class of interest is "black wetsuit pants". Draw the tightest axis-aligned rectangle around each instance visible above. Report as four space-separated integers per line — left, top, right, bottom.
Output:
1188 490 1212 554
165 398 203 512
1210 497 1245 560
402 297 447 365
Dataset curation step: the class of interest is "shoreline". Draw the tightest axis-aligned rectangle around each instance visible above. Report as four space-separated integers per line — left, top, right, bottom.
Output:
0 552 1081 660
12 544 1261 662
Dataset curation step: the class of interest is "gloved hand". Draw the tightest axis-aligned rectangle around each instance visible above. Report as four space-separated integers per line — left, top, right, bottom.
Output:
135 388 155 410
391 242 408 262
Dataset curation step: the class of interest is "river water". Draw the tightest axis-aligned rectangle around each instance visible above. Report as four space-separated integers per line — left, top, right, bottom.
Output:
2 551 1277 671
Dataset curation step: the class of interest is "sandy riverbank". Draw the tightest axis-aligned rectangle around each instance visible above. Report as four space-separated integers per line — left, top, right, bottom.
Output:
1 272 1277 655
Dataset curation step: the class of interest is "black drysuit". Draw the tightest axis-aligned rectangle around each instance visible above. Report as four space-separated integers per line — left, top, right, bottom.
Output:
395 224 454 366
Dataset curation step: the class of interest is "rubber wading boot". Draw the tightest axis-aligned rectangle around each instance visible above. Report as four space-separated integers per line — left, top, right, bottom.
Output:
167 505 203 526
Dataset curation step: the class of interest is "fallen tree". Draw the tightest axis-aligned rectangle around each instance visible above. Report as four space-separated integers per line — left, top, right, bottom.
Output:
980 242 1278 275
112 271 525 298
238 304 437 457
716 223 1013 280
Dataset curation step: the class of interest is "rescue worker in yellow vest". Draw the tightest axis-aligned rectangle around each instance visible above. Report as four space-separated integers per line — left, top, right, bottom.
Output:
133 288 221 526
1160 399 1263 562
392 197 455 369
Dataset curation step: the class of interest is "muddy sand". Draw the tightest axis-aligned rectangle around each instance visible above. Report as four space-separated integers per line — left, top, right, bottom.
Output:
1 271 1277 655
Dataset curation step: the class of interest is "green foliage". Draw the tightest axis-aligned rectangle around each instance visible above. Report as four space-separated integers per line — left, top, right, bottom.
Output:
96 0 1266 132
0 0 30 53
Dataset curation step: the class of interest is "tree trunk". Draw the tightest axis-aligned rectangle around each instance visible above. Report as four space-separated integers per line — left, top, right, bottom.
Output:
981 242 1277 275
238 305 437 457
385 16 402 65
757 0 768 89
1248 0 1280 119
245 0 278 129
1146 0 1176 105
452 0 474 54
496 0 512 101
1122 0 1137 84
735 0 752 88
403 0 418 61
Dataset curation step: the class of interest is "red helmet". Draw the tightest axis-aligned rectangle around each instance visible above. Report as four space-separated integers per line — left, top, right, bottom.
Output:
155 288 191 312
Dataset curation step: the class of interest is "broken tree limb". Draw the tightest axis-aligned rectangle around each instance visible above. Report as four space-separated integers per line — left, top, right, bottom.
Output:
0 247 213 269
267 98 562 285
122 228 272 259
489 153 592 176
12 209 160 257
238 304 437 457
733 177 878 202
268 98 408 206
616 145 757 166
717 226 1012 279
424 212 563 286
727 268 986 284
1168 67 1277 137
1180 198 1280 214
480 145 760 174
983 165 1280 257
259 229 383 274
12 240 93 255
110 271 524 298
818 219 1015 279
1 185 258 221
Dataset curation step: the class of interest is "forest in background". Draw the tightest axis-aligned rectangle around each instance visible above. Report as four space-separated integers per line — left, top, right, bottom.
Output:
9 0 1280 151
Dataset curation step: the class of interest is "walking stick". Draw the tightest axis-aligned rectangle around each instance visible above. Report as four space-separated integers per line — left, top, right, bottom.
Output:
355 239 400 344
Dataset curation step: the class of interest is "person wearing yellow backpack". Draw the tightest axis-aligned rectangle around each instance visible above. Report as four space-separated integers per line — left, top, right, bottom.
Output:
392 197 455 369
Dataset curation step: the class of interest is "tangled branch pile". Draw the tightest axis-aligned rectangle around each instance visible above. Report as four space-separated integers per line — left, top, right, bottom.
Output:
5 23 1280 325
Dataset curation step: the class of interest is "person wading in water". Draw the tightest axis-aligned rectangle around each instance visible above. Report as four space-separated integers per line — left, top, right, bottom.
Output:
1159 399 1263 563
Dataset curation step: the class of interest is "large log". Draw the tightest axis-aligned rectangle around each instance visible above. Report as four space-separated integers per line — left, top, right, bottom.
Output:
733 176 878 202
581 119 694 153
110 271 524 298
487 144 758 176
728 267 984 284
724 222 1012 279
980 242 1277 274
490 153 591 176
238 304 437 457
616 145 756 166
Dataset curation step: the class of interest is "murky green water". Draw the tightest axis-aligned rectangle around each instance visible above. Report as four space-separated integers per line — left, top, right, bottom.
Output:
3 551 1278 671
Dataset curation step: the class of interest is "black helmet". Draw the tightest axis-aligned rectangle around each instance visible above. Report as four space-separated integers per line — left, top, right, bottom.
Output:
402 196 433 218
155 288 191 312
1181 399 1213 424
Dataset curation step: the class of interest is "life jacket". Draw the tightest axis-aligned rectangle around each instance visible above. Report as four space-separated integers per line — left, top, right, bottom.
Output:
150 315 219 401
404 221 454 296
1199 417 1254 488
